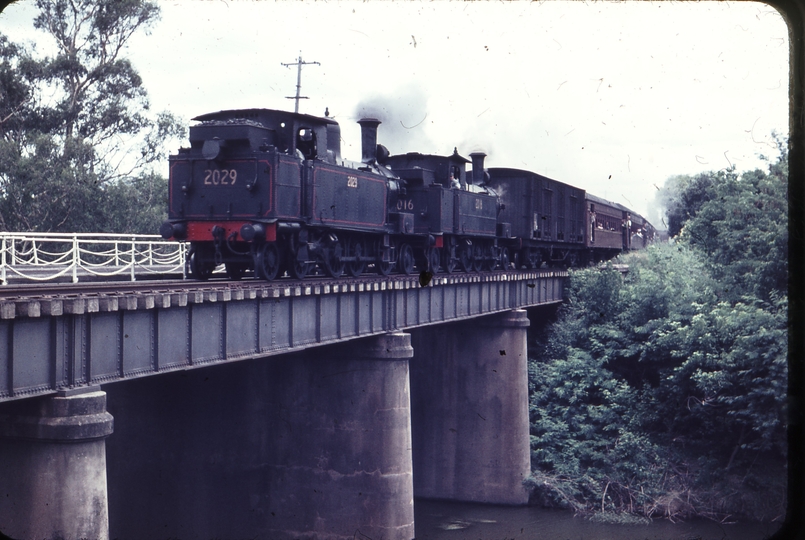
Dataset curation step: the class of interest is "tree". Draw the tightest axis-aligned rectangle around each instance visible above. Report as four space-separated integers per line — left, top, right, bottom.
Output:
0 0 184 233
528 244 787 520
677 145 788 303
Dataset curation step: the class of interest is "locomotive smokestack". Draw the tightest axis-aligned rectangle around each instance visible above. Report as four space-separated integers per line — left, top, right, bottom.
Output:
358 118 381 163
470 152 487 186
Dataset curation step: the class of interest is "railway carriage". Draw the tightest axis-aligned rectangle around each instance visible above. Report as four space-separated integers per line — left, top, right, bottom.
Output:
482 168 586 267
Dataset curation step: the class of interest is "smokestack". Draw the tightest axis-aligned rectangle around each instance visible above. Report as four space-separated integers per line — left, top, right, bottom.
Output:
469 152 486 186
358 118 381 163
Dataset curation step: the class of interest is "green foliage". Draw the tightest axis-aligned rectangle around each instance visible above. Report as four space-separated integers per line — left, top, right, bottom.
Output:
0 0 183 233
529 235 788 521
659 138 788 302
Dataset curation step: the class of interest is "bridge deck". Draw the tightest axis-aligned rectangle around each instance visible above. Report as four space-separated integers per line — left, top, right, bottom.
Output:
0 271 565 402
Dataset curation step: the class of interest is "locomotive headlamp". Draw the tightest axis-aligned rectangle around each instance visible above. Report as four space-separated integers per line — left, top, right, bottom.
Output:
202 138 222 160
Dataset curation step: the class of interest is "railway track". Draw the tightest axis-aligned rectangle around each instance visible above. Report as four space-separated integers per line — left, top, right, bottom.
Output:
0 269 565 320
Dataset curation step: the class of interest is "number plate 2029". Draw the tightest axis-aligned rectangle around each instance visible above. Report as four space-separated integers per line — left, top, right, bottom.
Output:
204 168 238 186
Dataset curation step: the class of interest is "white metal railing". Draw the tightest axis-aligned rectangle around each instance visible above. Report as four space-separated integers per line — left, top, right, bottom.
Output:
0 232 187 284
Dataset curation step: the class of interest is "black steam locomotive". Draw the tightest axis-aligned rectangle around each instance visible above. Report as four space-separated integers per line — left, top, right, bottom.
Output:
160 107 655 280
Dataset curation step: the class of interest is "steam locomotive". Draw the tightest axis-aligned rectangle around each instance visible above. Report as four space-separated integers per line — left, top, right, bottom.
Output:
159 107 655 280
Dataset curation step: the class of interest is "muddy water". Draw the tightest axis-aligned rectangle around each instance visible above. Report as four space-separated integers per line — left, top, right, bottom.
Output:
414 499 783 540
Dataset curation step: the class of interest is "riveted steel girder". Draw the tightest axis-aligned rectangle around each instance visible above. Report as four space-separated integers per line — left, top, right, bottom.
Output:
0 272 565 402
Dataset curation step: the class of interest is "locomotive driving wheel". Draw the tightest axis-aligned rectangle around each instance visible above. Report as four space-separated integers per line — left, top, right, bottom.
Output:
459 243 473 273
346 238 366 277
323 240 345 278
375 239 395 276
287 256 310 280
255 243 281 281
427 248 441 274
442 244 457 274
482 245 496 272
399 244 415 275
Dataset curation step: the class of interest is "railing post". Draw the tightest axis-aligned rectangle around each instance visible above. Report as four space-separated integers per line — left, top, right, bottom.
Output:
114 241 120 267
130 237 136 282
72 235 79 283
1 236 6 285
182 243 188 279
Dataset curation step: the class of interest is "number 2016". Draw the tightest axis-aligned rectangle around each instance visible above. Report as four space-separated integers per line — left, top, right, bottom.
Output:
204 169 237 186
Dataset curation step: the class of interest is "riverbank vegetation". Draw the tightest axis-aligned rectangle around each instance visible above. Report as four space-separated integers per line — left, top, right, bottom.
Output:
526 141 788 524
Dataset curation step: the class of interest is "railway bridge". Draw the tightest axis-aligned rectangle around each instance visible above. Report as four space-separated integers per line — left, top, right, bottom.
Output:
0 268 565 540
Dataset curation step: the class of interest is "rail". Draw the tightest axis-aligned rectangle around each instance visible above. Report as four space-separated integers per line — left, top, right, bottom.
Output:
0 232 187 284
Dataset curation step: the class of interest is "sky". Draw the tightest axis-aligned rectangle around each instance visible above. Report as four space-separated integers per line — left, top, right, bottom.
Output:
0 0 790 229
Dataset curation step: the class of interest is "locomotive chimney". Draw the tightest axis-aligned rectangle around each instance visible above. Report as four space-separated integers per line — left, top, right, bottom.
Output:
358 118 381 163
470 152 487 186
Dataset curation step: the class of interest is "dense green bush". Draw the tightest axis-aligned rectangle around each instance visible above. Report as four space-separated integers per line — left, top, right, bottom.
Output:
527 146 788 523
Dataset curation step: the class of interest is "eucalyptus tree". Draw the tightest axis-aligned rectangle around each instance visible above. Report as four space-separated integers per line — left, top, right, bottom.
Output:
0 0 184 232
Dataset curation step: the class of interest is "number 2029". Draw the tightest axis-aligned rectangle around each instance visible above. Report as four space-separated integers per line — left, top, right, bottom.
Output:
204 169 237 186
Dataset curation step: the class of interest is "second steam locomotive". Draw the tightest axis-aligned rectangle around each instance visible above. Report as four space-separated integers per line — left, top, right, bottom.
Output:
160 107 655 280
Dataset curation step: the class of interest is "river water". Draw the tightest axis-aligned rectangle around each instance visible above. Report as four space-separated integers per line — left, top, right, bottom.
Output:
413 499 784 540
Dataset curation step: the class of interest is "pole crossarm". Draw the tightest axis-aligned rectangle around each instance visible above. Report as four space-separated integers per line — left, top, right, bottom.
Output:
281 52 320 113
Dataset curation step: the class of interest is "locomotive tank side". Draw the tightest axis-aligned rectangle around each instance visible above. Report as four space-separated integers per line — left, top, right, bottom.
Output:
385 149 505 273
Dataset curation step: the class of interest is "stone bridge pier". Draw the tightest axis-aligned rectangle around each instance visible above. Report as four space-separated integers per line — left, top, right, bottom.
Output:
0 309 534 540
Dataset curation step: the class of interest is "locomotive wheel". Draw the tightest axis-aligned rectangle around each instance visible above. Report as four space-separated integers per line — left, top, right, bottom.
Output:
187 247 215 280
500 248 510 271
483 246 496 272
376 260 393 276
255 243 281 281
225 262 247 281
428 248 441 274
285 243 310 279
323 241 345 278
347 239 366 277
459 244 473 273
472 244 483 272
288 259 310 280
399 244 415 275
375 240 395 276
442 248 456 274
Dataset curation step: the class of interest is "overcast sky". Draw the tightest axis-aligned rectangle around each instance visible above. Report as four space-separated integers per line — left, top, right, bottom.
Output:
0 0 790 228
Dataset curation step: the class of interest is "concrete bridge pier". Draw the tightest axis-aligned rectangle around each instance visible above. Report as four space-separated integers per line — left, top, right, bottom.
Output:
263 331 416 540
409 309 531 505
104 332 415 540
0 387 114 540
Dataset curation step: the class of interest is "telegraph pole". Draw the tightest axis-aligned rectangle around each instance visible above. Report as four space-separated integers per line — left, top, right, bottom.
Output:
281 52 320 113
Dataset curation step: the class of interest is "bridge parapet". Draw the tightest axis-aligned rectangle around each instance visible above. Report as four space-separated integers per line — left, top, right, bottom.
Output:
0 232 185 284
0 271 565 402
